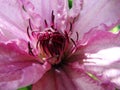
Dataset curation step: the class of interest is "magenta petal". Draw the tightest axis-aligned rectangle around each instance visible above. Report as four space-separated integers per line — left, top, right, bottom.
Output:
73 0 120 39
32 69 76 90
0 42 50 89
0 62 47 90
81 30 120 88
32 66 114 90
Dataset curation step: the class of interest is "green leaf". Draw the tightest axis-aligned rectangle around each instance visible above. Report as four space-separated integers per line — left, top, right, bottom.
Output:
110 25 120 33
18 85 32 90
118 25 120 29
68 0 72 9
87 72 99 81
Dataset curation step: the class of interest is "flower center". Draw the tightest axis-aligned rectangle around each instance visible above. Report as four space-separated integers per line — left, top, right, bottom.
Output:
26 11 78 65
37 29 68 64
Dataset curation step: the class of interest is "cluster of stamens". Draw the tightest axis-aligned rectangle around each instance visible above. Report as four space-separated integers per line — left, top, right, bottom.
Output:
26 10 78 65
36 29 68 63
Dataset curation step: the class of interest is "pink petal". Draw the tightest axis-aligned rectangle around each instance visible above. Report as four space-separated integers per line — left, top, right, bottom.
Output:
0 31 7 42
32 69 76 90
64 66 115 90
68 0 83 19
0 42 50 90
73 0 120 39
32 66 113 90
81 30 120 88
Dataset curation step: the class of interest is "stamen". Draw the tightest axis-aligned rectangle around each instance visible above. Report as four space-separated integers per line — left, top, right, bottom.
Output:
64 31 69 42
22 5 26 12
51 10 55 24
29 19 33 31
70 22 72 31
44 20 48 27
28 42 34 56
51 10 55 29
37 30 67 60
36 38 40 49
27 26 31 38
76 32 79 41
41 39 50 55
70 38 77 47
73 14 80 23
31 30 41 39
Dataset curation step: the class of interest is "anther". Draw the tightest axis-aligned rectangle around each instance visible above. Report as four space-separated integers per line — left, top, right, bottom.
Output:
28 42 34 56
51 10 55 29
76 32 79 41
70 22 72 31
29 19 33 31
44 20 48 27
22 5 26 12
27 26 31 38
70 38 77 47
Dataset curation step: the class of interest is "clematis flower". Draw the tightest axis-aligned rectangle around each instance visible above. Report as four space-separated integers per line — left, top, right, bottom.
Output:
0 0 120 90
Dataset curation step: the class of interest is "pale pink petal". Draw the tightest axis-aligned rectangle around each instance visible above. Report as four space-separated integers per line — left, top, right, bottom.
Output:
0 12 28 41
0 42 50 90
18 0 69 31
0 0 30 41
81 30 120 88
73 0 120 39
53 0 69 32
30 0 69 31
0 0 27 31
